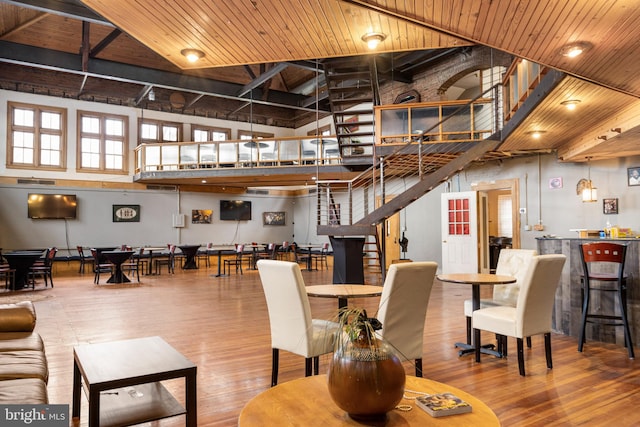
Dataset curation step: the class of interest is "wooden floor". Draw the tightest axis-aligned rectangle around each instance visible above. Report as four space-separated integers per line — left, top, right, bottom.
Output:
7 259 639 426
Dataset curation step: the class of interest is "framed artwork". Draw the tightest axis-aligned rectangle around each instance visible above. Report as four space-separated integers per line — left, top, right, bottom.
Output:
603 198 618 215
263 211 286 226
192 209 212 224
113 205 140 222
628 167 640 186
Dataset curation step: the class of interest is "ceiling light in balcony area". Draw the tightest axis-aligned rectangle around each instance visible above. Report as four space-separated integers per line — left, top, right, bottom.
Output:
561 99 581 110
560 42 592 58
181 48 205 63
361 32 386 50
526 130 546 139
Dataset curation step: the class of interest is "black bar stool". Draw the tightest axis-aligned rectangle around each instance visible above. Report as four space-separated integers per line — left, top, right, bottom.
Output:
579 242 634 358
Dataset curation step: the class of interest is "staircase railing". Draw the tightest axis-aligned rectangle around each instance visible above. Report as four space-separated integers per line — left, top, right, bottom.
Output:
316 84 503 234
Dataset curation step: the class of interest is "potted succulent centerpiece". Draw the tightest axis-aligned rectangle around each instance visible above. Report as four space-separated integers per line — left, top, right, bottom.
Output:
327 308 406 421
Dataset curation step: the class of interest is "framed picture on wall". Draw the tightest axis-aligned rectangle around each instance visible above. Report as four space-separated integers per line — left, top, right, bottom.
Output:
113 205 140 222
192 209 212 224
628 167 640 186
263 211 286 226
603 198 618 215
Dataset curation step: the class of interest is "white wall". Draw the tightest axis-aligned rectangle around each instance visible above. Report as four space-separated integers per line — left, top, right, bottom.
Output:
0 185 297 256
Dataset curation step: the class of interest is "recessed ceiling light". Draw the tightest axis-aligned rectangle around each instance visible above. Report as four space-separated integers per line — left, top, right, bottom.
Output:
361 32 386 50
181 48 205 63
561 100 581 110
560 42 592 58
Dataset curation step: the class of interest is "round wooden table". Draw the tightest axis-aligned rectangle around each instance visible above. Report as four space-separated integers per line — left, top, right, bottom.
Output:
437 273 516 357
238 374 499 426
306 284 383 309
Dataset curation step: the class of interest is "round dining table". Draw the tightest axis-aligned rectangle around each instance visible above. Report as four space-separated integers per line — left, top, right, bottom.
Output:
437 273 516 357
306 284 383 309
238 374 500 426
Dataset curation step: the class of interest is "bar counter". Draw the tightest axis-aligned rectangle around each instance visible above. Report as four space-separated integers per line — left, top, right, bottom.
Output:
537 237 639 347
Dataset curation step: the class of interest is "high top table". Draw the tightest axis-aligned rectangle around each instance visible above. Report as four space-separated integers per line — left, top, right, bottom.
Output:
3 250 44 290
178 245 201 269
72 336 197 427
239 374 499 426
437 273 516 357
101 250 134 283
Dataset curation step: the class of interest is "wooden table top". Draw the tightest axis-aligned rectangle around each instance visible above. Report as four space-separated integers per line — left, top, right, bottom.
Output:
306 284 383 299
437 273 516 285
238 374 499 426
73 336 195 385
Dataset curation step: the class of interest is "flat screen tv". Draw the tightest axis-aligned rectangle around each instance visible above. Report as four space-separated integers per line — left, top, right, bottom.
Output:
28 193 77 219
220 200 251 221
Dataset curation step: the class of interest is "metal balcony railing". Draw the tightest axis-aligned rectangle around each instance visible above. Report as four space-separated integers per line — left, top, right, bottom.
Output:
134 136 342 173
315 85 503 233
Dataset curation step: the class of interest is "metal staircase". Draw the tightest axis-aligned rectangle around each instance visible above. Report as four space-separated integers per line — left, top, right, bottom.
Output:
323 56 379 162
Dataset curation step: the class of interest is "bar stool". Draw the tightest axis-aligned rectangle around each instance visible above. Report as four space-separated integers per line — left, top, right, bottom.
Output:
579 242 634 358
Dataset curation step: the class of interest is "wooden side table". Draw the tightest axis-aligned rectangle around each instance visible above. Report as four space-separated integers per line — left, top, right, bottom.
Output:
72 336 197 427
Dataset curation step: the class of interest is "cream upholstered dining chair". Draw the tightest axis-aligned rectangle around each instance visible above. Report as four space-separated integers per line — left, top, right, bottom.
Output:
376 261 438 377
257 260 339 387
463 249 537 345
472 254 566 376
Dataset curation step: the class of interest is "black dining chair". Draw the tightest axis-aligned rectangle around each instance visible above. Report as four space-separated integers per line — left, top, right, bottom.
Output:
76 246 94 274
91 248 114 285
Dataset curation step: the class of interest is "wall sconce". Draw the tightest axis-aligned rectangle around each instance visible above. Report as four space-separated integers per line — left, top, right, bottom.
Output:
181 48 205 63
361 32 386 50
581 157 597 203
148 88 155 101
561 99 580 110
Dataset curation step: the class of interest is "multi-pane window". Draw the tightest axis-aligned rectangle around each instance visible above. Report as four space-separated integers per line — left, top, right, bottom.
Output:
237 130 274 140
78 112 128 172
139 119 182 143
192 126 230 142
8 102 65 169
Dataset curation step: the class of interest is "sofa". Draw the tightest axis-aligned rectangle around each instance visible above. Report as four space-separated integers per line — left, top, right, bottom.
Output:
0 301 48 403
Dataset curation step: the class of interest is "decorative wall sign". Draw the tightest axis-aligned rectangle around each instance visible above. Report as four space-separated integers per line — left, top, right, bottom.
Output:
113 205 140 222
549 177 562 189
192 209 213 224
263 211 285 226
603 198 618 215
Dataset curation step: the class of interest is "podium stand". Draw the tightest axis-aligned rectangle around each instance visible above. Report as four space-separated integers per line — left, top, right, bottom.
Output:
329 237 365 284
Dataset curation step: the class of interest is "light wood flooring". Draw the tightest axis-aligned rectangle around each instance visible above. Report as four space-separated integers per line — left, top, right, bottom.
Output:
7 259 639 426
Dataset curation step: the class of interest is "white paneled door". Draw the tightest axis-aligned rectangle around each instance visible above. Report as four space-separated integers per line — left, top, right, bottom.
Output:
441 191 479 274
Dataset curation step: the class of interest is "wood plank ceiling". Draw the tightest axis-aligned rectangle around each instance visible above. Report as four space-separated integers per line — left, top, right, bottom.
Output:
2 0 640 168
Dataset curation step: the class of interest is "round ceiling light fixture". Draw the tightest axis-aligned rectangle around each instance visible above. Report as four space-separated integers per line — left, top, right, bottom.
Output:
560 42 592 58
361 32 387 50
181 48 205 63
561 99 581 110
526 130 546 139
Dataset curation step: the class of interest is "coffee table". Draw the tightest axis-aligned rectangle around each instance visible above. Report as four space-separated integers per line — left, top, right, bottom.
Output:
72 336 197 427
239 374 499 426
